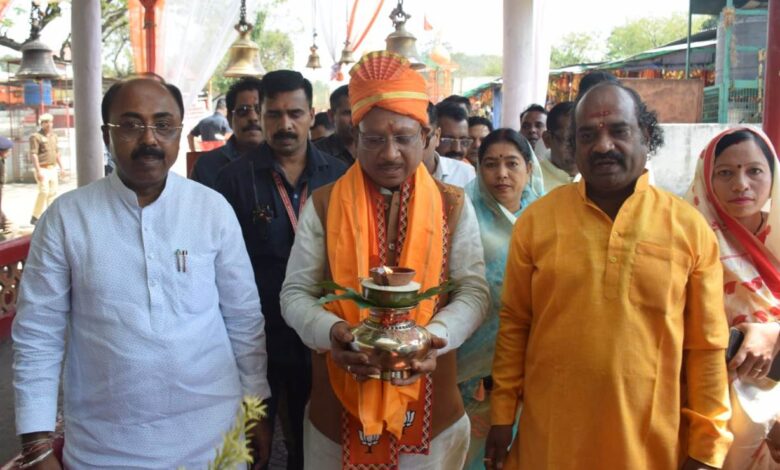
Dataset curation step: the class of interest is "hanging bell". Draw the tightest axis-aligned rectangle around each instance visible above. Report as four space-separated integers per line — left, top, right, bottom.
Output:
16 37 60 79
385 4 425 71
386 21 425 70
306 44 321 69
224 24 266 78
339 45 355 66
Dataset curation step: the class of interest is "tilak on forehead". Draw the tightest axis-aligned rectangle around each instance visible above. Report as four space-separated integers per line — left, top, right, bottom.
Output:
585 110 613 129
588 110 612 119
347 51 429 126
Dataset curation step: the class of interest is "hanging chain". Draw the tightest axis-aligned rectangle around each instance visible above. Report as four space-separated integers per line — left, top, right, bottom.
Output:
29 0 44 39
312 0 318 41
390 0 410 26
238 0 249 29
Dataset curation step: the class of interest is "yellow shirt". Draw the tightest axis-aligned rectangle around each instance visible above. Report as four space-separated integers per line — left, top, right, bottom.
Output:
491 173 733 469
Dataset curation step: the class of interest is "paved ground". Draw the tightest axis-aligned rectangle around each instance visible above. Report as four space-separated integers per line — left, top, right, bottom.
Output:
0 180 288 468
1 179 78 241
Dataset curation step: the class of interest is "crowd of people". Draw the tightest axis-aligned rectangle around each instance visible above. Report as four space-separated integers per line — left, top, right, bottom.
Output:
9 49 780 470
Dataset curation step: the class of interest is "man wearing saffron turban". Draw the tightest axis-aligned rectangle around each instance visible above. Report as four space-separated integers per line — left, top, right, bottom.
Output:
280 51 489 469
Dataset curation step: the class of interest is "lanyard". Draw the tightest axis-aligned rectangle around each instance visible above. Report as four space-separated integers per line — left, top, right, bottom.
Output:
272 171 307 233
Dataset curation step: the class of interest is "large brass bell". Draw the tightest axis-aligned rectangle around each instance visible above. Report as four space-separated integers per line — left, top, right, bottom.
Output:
339 43 355 65
224 24 266 78
306 44 321 69
16 38 60 79
385 2 425 70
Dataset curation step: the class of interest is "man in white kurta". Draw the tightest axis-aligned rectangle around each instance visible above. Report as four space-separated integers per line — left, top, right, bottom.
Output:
13 77 271 469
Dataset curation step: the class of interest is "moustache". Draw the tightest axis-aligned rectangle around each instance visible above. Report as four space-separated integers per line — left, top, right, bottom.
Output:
590 150 625 165
272 131 298 141
131 145 165 160
445 151 465 159
378 162 404 170
242 124 262 132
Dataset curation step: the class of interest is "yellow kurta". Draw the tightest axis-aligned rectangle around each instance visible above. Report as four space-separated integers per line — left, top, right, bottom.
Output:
491 173 733 469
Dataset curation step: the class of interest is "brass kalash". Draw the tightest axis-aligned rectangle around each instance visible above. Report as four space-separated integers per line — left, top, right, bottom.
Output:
320 266 451 380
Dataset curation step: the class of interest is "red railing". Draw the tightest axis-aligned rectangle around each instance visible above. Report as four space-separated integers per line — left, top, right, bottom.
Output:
0 235 30 340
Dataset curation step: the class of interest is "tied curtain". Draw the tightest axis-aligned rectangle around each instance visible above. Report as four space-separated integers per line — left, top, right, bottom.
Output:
318 0 385 80
128 0 261 174
0 0 11 20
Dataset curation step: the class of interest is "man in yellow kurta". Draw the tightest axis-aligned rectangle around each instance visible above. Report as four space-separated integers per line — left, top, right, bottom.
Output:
485 82 733 470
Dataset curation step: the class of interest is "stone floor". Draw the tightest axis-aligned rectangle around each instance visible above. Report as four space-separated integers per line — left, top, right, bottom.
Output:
1 179 78 241
0 179 288 468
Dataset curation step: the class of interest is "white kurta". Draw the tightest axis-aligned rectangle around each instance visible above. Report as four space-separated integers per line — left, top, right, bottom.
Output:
13 171 270 468
433 152 477 189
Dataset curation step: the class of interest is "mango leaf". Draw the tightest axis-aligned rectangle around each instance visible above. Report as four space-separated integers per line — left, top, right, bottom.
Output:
416 281 456 301
318 291 379 309
316 279 456 309
317 280 352 293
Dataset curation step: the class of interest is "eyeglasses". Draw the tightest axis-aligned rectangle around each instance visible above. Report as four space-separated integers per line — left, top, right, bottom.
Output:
105 121 183 142
439 137 474 148
234 104 261 117
358 131 421 151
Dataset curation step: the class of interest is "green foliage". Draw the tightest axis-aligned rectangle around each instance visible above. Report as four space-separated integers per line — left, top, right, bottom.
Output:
449 52 502 78
100 0 132 77
550 32 602 69
606 13 708 60
210 5 295 97
700 15 719 30
317 280 455 309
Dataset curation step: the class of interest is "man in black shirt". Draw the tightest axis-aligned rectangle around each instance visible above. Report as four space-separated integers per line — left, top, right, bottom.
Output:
191 78 264 189
216 70 346 470
312 85 354 166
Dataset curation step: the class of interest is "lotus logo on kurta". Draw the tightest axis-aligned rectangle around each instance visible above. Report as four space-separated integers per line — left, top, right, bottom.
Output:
358 430 380 453
403 410 416 434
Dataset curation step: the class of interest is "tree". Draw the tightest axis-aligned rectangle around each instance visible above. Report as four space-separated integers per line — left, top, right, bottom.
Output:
0 1 61 52
700 15 719 30
550 32 602 69
0 0 132 76
606 13 708 60
100 0 132 77
449 52 502 78
210 3 294 97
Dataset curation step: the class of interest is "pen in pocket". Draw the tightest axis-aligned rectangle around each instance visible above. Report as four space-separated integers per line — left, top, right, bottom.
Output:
175 249 187 272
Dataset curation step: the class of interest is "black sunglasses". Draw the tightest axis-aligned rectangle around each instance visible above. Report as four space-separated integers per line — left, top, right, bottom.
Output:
234 104 261 117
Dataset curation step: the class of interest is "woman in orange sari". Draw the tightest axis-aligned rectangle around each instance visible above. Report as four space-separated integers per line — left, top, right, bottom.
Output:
685 127 780 469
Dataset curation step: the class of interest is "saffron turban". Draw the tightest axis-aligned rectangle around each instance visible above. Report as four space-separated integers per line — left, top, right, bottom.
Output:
348 51 429 126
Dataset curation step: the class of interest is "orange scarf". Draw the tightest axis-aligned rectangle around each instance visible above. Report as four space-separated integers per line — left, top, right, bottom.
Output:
324 162 444 438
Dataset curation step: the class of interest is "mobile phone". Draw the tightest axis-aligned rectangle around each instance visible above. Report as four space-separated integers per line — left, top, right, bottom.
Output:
726 327 780 381
726 328 744 363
